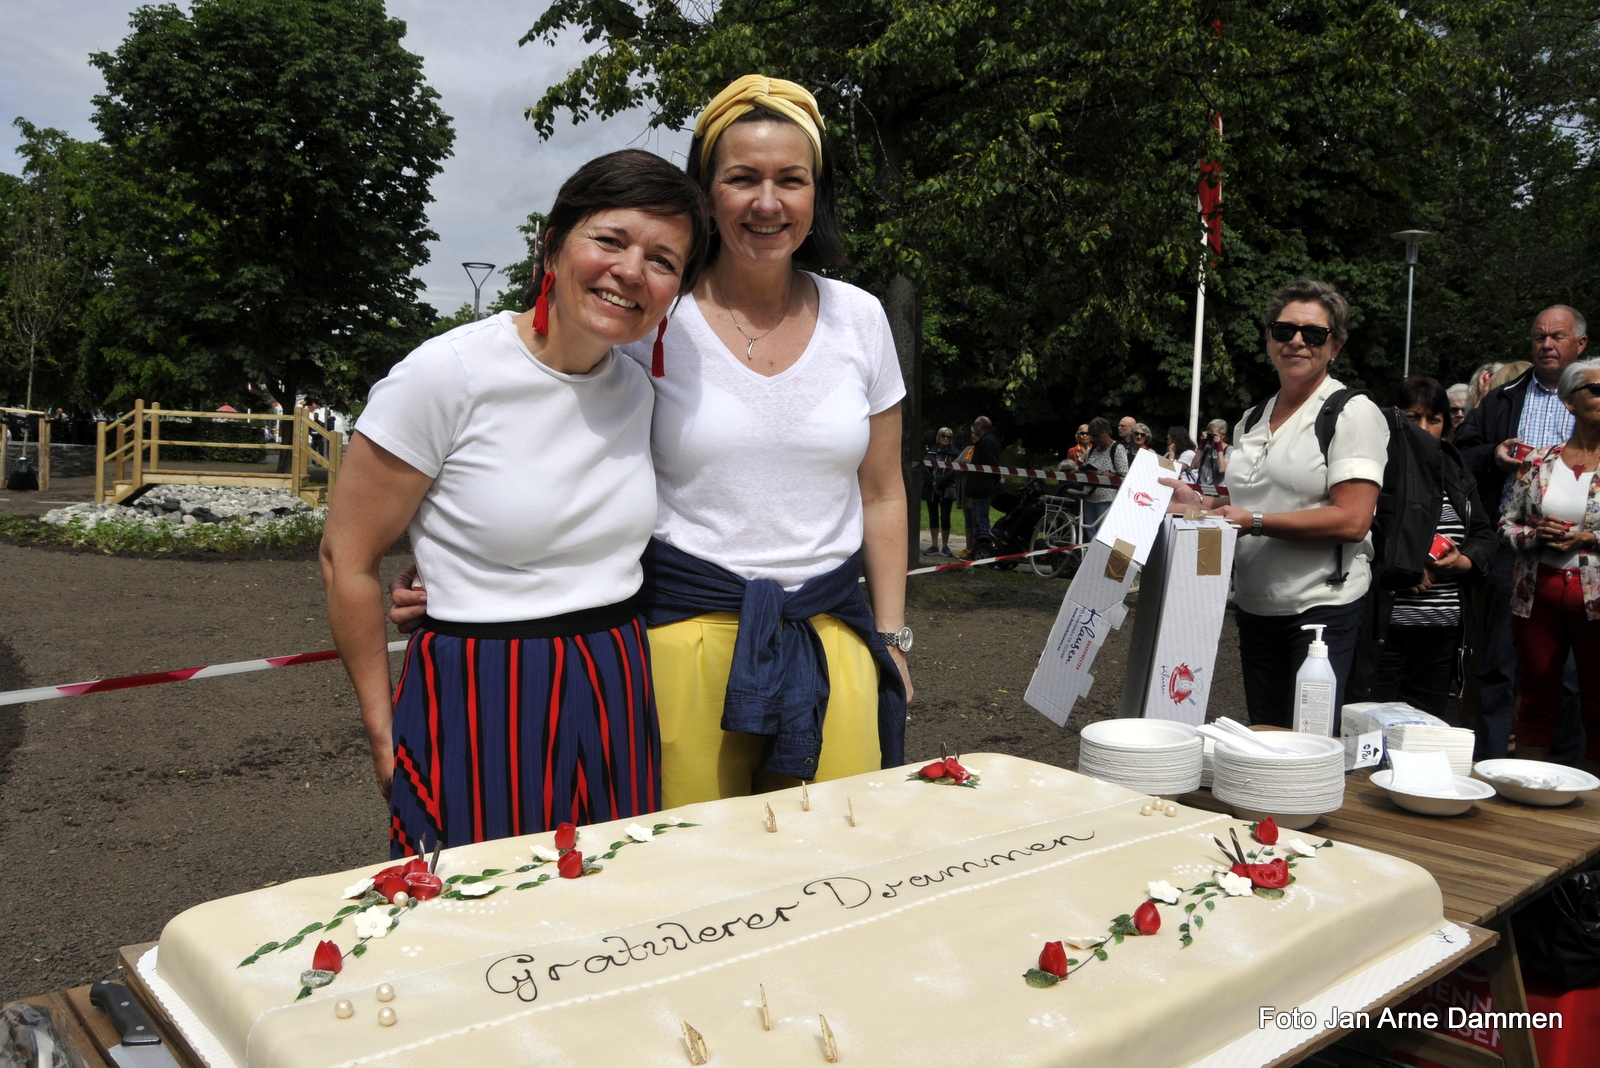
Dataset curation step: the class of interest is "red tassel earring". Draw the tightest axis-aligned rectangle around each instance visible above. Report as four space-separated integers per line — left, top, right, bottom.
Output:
651 317 668 378
532 272 555 334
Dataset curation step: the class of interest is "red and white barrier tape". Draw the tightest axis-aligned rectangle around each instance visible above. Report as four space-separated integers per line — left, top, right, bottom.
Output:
921 458 1228 497
0 640 409 708
0 543 1100 707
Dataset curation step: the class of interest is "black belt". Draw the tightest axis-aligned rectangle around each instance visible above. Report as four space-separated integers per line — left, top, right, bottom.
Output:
419 597 640 640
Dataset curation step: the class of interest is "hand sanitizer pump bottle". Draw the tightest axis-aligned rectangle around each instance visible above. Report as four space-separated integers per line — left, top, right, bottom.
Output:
1293 624 1336 736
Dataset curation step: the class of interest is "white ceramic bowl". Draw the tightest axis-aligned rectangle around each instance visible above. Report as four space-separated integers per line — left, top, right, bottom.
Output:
1473 759 1600 807
1080 719 1200 751
1371 770 1496 816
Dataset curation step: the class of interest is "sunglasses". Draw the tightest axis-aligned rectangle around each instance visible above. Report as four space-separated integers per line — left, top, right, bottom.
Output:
1573 383 1600 399
1268 321 1332 347
1077 430 1090 436
1134 432 1149 439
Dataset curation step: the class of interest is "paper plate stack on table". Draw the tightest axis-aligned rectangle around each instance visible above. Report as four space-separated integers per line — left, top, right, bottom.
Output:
136 755 1469 1068
1206 725 1346 831
1075 719 1204 796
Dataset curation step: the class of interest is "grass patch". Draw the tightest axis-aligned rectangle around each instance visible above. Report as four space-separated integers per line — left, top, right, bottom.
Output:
0 511 324 555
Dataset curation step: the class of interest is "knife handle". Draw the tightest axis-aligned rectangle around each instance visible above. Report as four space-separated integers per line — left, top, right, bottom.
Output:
89 980 162 1046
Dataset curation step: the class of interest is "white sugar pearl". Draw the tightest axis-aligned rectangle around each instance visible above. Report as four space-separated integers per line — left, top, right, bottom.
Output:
334 1000 354 1020
392 891 410 907
1165 803 1178 817
376 983 395 1003
1139 804 1153 816
377 1006 397 1027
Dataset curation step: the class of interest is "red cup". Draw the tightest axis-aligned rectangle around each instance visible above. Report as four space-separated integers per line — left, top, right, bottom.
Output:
1429 533 1456 560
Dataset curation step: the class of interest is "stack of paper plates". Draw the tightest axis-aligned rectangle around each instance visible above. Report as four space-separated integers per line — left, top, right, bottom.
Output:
1078 719 1203 796
1388 725 1476 777
1212 733 1345 822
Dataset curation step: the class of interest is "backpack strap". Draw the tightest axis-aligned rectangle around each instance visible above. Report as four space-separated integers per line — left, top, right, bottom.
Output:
1312 388 1368 586
1240 397 1273 436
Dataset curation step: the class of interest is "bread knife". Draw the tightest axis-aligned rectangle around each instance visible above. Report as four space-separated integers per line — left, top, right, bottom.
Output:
88 980 181 1068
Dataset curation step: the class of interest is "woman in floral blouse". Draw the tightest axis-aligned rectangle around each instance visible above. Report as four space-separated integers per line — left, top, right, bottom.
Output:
1500 356 1600 768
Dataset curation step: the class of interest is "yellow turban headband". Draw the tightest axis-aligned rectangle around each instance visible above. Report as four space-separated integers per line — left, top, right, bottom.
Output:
693 75 825 173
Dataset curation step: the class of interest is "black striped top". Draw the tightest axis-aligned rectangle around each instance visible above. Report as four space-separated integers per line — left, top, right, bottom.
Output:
1391 501 1465 627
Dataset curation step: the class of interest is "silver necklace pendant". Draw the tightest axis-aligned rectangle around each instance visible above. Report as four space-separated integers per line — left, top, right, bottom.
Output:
746 337 756 360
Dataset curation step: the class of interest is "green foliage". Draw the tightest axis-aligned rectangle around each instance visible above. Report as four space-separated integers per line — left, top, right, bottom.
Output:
84 0 455 411
0 510 325 555
519 0 1594 453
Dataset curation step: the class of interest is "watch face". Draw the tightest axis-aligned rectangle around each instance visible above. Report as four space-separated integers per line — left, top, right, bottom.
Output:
896 626 914 652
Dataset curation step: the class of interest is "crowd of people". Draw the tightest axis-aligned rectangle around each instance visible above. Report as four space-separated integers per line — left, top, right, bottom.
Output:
929 280 1593 771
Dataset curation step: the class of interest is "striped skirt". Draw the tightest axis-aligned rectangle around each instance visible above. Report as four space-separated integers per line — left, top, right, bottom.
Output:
388 618 659 859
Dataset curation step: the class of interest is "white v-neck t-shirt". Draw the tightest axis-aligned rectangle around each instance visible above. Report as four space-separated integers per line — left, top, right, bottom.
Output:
1540 453 1596 570
357 312 657 622
623 274 906 589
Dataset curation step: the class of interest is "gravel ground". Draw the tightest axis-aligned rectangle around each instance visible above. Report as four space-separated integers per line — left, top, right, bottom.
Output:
0 537 1242 1003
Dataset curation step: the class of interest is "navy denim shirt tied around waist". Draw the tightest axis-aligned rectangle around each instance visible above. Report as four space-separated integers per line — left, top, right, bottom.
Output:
638 538 907 780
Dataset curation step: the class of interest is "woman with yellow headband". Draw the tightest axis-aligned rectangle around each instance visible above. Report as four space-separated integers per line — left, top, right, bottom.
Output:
392 75 910 809
624 74 910 806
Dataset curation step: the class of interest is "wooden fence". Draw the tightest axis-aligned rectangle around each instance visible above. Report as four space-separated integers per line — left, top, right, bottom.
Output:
96 401 342 507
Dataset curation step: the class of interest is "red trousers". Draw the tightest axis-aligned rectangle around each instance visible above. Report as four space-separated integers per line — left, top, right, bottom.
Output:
1512 565 1600 761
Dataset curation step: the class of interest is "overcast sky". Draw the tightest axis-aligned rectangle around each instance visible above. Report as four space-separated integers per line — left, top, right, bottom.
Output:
0 0 694 314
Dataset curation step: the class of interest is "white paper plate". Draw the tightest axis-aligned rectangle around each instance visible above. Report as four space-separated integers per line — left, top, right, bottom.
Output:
1473 759 1600 807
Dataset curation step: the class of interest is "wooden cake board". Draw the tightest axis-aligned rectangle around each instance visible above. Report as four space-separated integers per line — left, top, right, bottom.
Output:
77 929 1491 1068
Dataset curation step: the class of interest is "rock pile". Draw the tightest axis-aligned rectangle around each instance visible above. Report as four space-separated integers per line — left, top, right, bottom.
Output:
42 485 319 530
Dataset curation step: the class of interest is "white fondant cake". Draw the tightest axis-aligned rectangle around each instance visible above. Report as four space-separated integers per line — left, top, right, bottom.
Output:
154 755 1444 1067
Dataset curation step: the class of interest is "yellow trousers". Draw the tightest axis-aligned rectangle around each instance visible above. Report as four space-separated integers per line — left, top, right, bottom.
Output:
649 613 882 808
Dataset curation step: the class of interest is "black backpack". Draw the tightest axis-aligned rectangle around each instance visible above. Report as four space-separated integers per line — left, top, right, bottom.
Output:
1241 389 1441 591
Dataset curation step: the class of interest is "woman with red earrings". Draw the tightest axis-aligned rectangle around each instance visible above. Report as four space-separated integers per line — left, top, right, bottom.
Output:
322 150 709 857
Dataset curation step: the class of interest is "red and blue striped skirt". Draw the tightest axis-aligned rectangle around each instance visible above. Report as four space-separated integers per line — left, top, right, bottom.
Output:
388 616 659 858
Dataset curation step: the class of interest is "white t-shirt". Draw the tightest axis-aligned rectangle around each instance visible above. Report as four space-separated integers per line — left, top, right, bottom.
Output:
1540 454 1595 570
623 274 906 588
358 312 657 623
1229 375 1390 615
1176 448 1196 470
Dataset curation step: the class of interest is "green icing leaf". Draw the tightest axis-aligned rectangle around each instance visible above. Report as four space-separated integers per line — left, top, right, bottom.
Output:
253 941 280 956
1184 902 1196 914
297 922 324 935
1193 915 1203 928
1322 840 1334 848
299 969 336 989
279 934 305 952
334 905 360 918
1024 969 1061 988
324 918 342 932
295 986 314 1002
351 943 368 958
1254 887 1285 900
1204 899 1215 911
1093 947 1108 962
237 955 259 968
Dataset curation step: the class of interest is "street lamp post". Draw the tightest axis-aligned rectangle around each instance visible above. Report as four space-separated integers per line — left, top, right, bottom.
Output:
462 262 496 320
1390 230 1436 378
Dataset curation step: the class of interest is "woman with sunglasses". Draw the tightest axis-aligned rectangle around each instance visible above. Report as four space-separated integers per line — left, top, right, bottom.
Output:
922 427 960 556
1168 278 1389 729
1131 423 1154 451
1500 357 1600 769
1066 425 1091 466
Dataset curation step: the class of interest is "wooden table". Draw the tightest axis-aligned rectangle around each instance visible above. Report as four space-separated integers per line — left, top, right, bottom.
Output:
1182 769 1600 1068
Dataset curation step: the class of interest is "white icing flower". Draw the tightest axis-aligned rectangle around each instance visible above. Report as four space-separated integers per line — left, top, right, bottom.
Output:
457 882 499 898
626 823 654 843
1285 838 1320 857
663 815 682 825
530 844 561 862
1063 935 1109 950
341 877 374 900
1218 871 1254 897
353 908 395 939
1146 880 1181 905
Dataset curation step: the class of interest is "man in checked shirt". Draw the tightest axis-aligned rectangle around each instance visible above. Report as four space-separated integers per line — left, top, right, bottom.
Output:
1456 305 1590 761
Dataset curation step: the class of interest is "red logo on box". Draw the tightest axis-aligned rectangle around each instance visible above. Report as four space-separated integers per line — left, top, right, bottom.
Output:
1132 491 1155 508
1167 663 1198 704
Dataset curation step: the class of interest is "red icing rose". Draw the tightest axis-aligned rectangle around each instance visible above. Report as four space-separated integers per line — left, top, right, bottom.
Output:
373 864 405 883
558 849 584 879
1134 900 1161 936
376 874 409 902
312 939 342 974
1231 857 1290 889
554 822 577 852
404 872 443 901
402 856 429 875
942 757 971 784
1253 817 1279 845
1038 940 1069 978
919 760 949 780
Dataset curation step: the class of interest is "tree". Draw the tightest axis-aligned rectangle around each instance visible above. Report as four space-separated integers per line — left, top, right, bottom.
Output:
0 123 84 414
88 0 455 412
518 0 1502 460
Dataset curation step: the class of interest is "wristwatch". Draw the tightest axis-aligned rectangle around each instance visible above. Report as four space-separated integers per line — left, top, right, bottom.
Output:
1250 512 1264 536
878 626 914 652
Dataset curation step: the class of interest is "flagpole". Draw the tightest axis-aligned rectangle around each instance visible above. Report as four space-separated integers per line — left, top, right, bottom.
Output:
1188 263 1205 444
